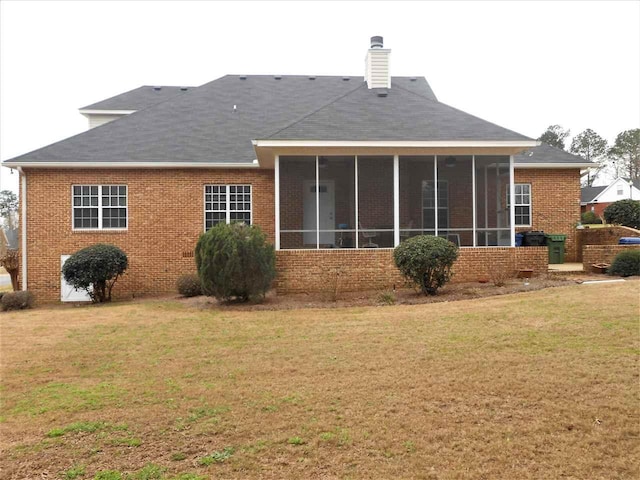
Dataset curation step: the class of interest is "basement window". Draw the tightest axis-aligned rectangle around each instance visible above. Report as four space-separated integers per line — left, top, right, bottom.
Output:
72 185 127 230
204 184 252 231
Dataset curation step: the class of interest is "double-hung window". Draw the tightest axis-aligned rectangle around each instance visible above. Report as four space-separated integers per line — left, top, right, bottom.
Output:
422 180 449 229
509 183 531 227
204 185 252 231
73 185 127 230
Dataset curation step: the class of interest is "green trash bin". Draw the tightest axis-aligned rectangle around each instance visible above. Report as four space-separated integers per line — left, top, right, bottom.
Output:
545 234 566 264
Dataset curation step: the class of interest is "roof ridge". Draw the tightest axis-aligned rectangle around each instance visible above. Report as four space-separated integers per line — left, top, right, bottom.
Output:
265 82 367 139
393 82 439 103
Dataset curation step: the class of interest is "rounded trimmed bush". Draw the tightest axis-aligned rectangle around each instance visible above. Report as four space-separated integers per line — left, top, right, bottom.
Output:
1 290 34 311
608 250 640 277
603 199 640 229
195 223 275 302
581 211 602 225
176 273 202 297
393 235 459 295
62 244 128 303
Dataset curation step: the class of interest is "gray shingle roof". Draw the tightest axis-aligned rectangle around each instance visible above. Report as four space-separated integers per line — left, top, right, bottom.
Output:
7 75 535 166
268 82 528 141
513 143 590 165
80 85 192 111
581 185 607 203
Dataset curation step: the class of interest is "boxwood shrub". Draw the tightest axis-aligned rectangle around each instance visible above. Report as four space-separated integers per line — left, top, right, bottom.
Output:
394 235 459 295
62 244 128 303
1 290 34 311
581 211 602 225
608 249 640 277
176 273 202 297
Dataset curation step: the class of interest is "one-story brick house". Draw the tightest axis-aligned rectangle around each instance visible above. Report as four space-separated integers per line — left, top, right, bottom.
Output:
4 37 592 302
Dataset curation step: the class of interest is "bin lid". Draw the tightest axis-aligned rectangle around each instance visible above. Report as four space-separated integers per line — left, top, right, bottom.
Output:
619 237 640 244
545 234 566 241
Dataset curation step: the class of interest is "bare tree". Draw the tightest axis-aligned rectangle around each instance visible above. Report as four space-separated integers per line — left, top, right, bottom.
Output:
571 129 608 186
609 129 640 181
538 125 570 150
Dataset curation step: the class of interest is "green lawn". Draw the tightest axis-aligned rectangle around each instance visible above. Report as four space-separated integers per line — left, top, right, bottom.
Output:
1 282 638 479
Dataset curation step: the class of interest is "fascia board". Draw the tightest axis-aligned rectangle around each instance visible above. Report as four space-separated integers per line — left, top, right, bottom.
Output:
252 140 539 148
3 161 260 169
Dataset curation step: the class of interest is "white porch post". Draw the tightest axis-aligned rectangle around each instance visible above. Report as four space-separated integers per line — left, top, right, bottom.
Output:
509 155 516 247
434 156 439 237
274 155 280 250
472 155 476 247
355 155 359 248
315 156 320 248
393 154 400 246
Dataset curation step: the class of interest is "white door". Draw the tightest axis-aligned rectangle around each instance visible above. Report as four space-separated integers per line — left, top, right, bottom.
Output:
303 180 335 246
61 255 91 302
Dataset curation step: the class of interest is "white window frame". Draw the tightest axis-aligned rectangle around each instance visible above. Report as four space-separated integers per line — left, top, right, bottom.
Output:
72 184 128 231
422 179 449 231
508 183 532 227
204 184 252 231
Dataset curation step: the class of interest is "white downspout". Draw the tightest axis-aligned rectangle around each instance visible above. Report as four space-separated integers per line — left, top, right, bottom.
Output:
17 167 27 290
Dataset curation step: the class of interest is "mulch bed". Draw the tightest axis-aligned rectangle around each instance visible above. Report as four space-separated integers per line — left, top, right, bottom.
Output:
178 273 627 311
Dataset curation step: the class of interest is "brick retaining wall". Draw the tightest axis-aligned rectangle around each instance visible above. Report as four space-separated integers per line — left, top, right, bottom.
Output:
275 247 548 294
582 245 640 271
576 226 640 261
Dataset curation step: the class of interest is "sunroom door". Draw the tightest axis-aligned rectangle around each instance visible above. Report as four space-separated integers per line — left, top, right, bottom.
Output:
303 180 335 246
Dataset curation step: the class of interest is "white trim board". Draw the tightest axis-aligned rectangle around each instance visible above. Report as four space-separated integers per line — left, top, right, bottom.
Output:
79 109 136 115
4 161 260 169
253 140 539 149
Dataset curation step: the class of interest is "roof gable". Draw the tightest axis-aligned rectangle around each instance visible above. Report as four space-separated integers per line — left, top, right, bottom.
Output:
267 82 529 142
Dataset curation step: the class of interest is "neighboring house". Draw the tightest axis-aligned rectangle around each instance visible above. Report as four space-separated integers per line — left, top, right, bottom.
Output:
581 178 640 216
3 37 592 302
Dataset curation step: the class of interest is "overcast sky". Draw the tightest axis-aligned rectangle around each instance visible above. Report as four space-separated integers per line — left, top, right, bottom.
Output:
1 0 639 192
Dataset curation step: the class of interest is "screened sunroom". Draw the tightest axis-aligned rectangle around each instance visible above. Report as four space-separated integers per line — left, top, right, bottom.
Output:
275 154 515 250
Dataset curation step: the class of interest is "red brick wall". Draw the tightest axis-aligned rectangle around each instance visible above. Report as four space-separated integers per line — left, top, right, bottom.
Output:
22 166 576 302
515 169 581 262
275 247 548 293
582 245 640 270
23 168 274 302
581 202 610 217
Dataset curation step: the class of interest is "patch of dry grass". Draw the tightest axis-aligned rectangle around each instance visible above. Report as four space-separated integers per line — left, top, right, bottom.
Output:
1 282 638 479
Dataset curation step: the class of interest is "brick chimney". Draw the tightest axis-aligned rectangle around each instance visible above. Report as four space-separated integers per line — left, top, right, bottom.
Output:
365 36 390 89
